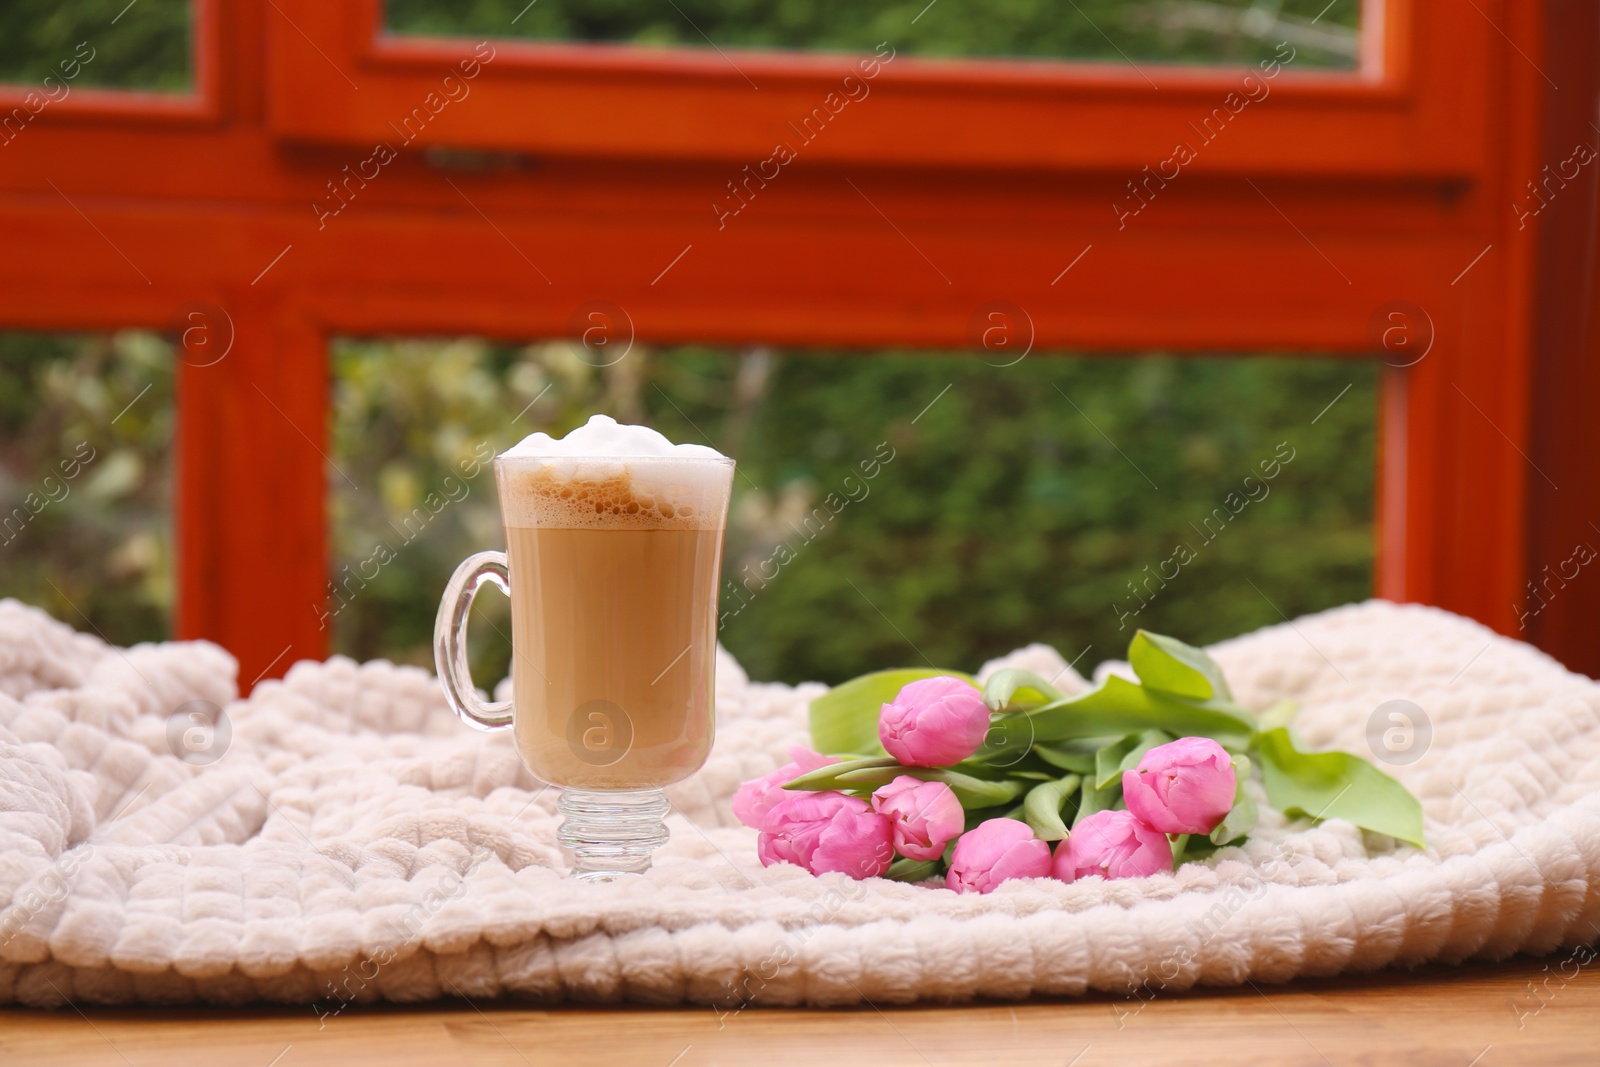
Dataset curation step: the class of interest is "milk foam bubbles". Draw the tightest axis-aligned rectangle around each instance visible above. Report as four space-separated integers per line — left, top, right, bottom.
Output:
496 415 733 529
500 414 723 462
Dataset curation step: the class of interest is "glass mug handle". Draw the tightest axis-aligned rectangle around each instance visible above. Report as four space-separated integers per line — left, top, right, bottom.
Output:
433 550 514 731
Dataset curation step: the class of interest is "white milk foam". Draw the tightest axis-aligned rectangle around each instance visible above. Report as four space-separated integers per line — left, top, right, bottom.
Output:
496 415 731 529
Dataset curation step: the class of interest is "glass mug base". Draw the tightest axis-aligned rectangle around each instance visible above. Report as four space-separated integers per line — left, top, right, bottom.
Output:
557 788 672 881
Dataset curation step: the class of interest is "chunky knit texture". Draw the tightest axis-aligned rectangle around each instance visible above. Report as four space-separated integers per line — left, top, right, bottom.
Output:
1 597 1596 1009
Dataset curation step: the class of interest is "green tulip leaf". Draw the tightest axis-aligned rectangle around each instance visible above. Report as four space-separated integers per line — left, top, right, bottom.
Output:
1032 739 1109 774
1095 729 1173 788
808 668 976 758
1209 754 1258 846
1169 833 1191 867
984 675 1254 753
1093 734 1140 790
800 763 1023 809
885 858 940 883
946 758 1026 781
781 756 901 792
1074 772 1121 828
960 804 1027 832
1129 630 1233 702
1023 774 1082 841
1252 727 1424 848
982 668 1067 712
1259 699 1299 731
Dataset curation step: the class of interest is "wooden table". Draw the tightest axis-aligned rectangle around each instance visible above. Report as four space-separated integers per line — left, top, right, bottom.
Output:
1 956 1593 1066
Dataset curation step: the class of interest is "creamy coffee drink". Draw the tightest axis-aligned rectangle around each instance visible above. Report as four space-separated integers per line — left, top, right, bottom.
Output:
495 417 733 790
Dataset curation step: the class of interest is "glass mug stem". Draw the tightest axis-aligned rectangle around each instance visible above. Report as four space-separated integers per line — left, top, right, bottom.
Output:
557 789 671 881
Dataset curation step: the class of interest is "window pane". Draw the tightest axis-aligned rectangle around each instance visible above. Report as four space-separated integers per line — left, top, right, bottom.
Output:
330 339 1375 687
0 0 191 92
386 0 1359 69
0 331 174 644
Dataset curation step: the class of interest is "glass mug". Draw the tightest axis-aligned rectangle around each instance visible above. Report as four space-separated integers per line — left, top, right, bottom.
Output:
435 447 734 880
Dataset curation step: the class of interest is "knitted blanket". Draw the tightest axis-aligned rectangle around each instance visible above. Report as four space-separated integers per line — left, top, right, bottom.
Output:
1 598 1596 1009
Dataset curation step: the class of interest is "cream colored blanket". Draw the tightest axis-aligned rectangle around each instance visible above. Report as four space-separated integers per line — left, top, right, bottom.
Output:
1 598 1596 1009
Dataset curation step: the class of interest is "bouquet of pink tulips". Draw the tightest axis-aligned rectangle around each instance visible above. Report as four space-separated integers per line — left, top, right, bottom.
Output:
733 630 1424 893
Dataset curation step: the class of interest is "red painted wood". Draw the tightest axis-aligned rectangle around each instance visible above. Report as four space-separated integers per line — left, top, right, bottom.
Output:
1524 0 1600 676
176 294 328 690
0 0 1585 684
262 0 1488 177
0 177 1468 345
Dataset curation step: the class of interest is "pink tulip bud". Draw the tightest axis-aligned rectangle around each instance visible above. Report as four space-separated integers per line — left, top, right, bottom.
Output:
879 676 990 768
1121 736 1236 835
732 745 841 830
1053 809 1173 882
757 790 895 879
945 817 1052 894
870 776 965 862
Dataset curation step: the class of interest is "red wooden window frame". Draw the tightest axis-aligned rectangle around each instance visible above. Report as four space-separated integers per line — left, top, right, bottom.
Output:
0 0 1593 686
268 2 1439 174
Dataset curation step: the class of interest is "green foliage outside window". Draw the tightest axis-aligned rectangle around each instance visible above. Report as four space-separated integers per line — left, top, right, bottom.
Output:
388 0 1358 68
0 0 189 91
0 332 1375 690
0 333 173 643
328 340 1375 687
